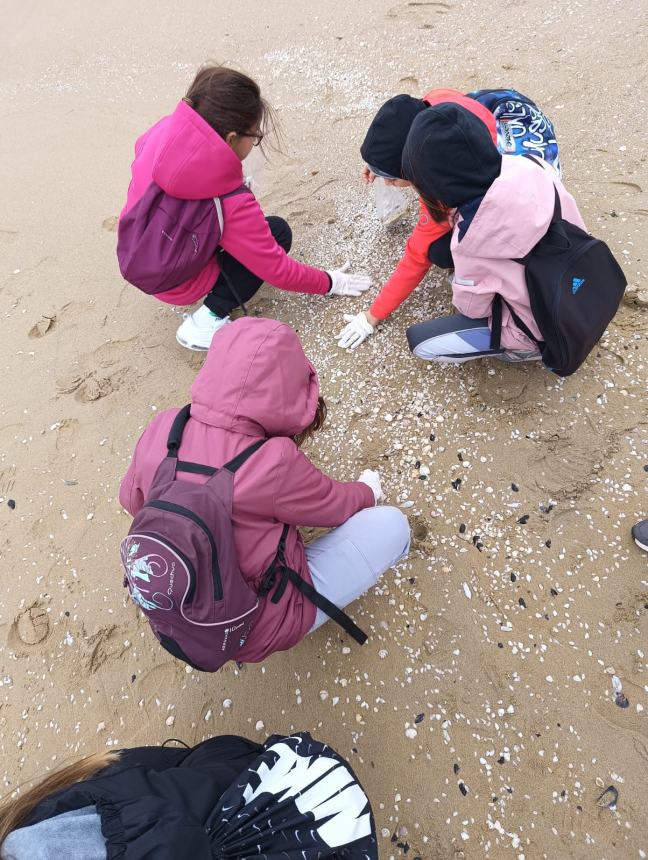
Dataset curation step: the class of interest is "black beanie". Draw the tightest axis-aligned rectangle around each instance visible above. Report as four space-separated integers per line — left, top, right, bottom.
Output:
401 103 502 207
360 95 428 178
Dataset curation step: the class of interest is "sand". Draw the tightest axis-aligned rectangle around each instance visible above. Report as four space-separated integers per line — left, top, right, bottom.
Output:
1 0 647 857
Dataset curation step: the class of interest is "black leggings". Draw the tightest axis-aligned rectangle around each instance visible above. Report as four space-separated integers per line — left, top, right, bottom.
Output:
203 216 293 317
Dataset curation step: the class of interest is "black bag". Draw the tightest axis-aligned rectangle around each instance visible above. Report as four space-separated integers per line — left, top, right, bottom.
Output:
490 158 627 376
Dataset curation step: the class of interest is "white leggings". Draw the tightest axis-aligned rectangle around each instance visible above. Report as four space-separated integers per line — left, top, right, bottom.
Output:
305 506 411 632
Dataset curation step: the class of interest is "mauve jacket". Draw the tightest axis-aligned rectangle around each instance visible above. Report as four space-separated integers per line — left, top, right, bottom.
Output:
119 318 374 662
450 154 586 350
119 100 330 305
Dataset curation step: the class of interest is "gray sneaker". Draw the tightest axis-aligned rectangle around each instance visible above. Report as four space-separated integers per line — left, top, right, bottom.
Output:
632 519 648 552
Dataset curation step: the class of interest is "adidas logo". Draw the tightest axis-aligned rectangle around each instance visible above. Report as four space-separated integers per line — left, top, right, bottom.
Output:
572 277 586 294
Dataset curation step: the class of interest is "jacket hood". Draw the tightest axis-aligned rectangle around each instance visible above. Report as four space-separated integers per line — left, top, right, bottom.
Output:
402 102 502 207
151 100 244 199
455 155 558 258
360 94 428 178
191 318 320 438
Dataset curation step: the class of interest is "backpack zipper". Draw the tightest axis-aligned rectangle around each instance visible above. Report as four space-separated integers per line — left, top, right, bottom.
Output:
144 500 223 600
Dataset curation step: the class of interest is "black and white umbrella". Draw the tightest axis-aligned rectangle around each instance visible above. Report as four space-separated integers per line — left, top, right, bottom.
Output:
209 733 378 859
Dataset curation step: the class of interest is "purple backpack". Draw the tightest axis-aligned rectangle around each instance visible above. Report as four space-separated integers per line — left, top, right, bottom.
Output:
120 405 265 671
120 407 368 671
116 183 248 295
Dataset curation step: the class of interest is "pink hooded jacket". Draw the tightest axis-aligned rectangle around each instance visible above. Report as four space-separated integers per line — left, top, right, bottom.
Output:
450 155 586 350
119 101 330 305
119 318 374 662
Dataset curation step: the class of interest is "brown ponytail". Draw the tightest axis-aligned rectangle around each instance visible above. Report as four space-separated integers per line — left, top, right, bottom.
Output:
294 397 327 448
0 751 119 848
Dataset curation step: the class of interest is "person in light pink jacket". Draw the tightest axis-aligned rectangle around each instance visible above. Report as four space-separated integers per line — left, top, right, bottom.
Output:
401 102 587 364
119 317 410 663
119 65 371 351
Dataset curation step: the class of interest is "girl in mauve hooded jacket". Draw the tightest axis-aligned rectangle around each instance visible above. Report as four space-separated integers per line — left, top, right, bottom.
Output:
119 317 410 663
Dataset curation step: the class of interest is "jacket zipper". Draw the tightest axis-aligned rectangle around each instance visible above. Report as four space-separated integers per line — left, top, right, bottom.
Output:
144 500 223 600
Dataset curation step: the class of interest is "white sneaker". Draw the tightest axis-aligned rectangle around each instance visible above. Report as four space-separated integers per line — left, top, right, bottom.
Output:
176 305 230 351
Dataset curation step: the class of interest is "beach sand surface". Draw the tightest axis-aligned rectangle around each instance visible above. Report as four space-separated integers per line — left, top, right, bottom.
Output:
0 1 647 857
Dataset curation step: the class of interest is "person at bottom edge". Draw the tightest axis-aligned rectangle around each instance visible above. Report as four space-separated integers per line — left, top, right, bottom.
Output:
399 102 587 364
119 64 371 352
0 732 378 859
119 317 411 665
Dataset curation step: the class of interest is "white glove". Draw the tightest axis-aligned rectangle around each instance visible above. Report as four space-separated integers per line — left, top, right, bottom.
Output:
326 261 372 297
358 469 384 503
337 312 375 350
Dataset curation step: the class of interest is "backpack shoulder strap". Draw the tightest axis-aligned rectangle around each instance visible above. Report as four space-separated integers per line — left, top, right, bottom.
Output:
221 184 252 199
167 408 265 478
167 404 192 456
213 197 224 236
260 525 368 645
490 294 503 351
167 404 217 477
521 152 542 167
213 184 252 233
222 439 266 473
491 293 542 349
521 155 562 223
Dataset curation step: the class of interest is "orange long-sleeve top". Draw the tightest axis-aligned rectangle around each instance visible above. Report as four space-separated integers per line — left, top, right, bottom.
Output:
368 89 498 321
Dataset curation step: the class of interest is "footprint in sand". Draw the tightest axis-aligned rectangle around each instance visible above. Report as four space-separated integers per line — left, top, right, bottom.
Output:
409 515 430 547
56 370 122 402
387 0 452 21
85 625 130 674
8 600 50 652
0 466 16 496
28 315 56 339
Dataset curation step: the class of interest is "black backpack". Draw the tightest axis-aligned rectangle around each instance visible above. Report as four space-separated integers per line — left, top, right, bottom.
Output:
490 156 627 376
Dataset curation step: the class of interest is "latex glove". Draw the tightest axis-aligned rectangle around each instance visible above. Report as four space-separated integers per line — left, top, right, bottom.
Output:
337 312 375 350
327 261 372 297
358 469 384 503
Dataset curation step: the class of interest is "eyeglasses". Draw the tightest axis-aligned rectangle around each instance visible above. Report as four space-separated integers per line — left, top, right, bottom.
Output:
238 130 264 147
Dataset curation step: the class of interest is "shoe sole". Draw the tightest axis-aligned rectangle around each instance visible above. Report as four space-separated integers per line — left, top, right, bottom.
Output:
634 537 648 552
412 346 502 364
176 332 209 352
495 354 543 364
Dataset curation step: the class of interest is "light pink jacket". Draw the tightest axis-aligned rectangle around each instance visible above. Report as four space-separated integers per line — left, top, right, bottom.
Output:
451 155 586 350
119 318 374 662
119 101 330 305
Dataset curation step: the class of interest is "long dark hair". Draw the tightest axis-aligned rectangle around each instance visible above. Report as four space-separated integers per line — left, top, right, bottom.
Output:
418 190 454 224
184 64 278 149
294 397 327 448
0 751 119 848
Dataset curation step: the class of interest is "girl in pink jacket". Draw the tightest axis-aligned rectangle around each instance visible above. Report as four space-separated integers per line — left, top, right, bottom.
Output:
401 102 586 364
119 65 371 351
119 317 410 663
